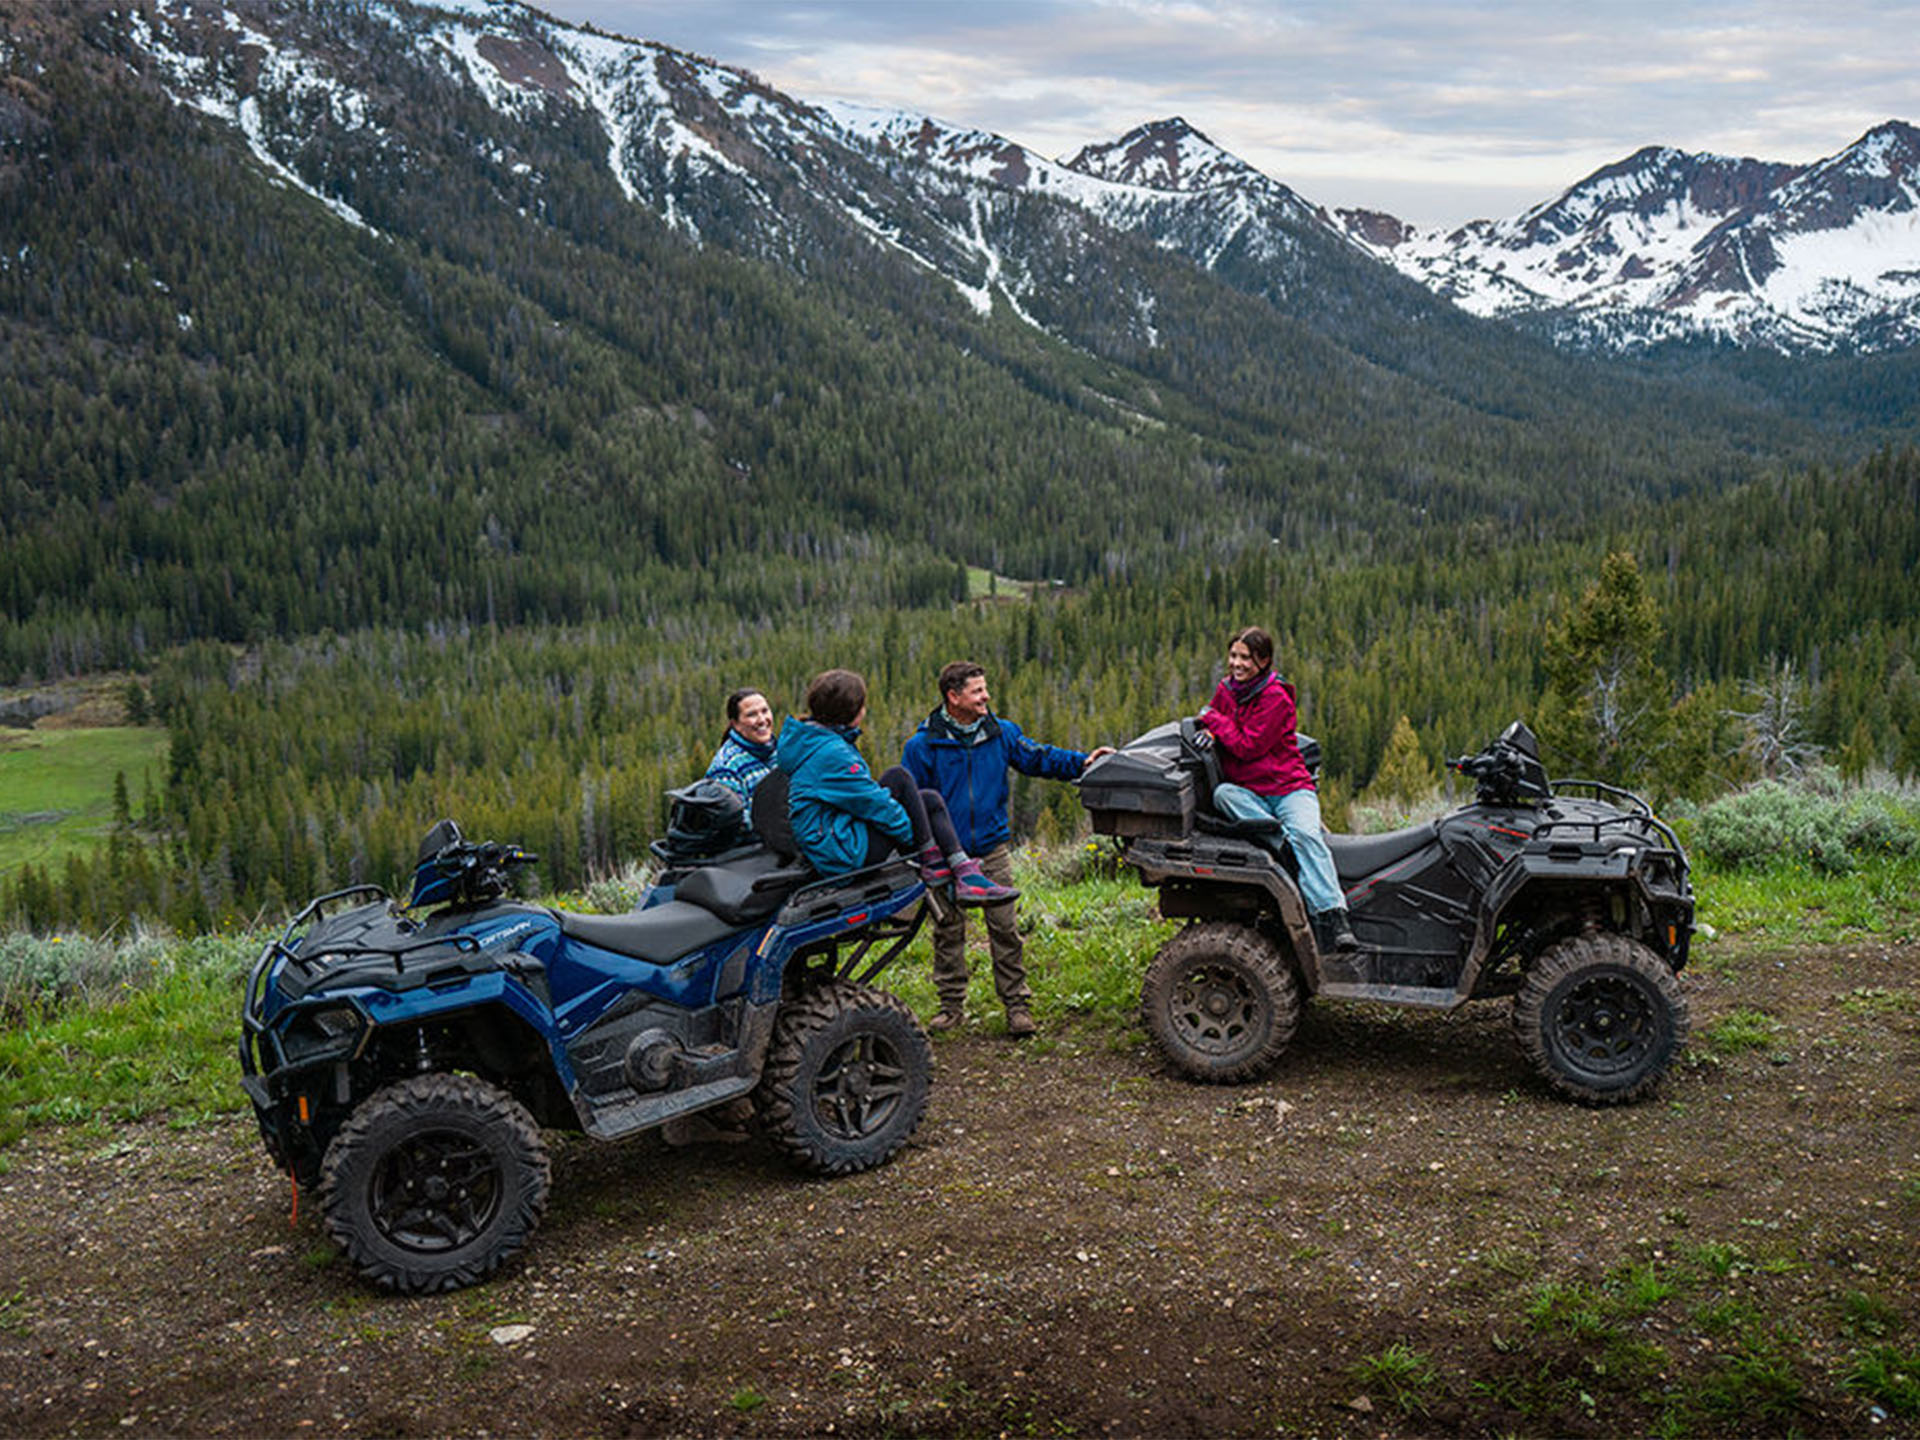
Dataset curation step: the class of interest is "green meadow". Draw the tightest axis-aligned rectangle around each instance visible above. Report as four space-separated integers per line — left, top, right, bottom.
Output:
0 728 169 877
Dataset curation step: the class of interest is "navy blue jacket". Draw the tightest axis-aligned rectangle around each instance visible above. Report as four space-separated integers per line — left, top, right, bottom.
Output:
775 717 913 875
901 709 1086 855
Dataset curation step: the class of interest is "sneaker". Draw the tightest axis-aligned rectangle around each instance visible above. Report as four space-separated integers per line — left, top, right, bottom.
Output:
951 856 1019 908
916 843 953 884
1005 1007 1037 1038
927 1007 965 1032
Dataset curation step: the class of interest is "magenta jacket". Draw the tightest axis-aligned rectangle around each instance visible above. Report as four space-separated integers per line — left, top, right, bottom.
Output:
1200 670 1315 797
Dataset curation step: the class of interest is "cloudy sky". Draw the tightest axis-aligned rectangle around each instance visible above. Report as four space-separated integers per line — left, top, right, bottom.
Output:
533 0 1916 226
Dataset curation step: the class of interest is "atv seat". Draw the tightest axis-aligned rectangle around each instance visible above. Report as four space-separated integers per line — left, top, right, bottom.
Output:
674 848 815 926
1324 821 1440 885
557 901 738 964
1195 812 1283 839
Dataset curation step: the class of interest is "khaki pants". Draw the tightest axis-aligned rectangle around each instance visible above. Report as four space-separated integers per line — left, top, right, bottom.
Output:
931 843 1029 1011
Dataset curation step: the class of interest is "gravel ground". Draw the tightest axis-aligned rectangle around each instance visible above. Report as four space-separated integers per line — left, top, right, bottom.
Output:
1 940 1916 1437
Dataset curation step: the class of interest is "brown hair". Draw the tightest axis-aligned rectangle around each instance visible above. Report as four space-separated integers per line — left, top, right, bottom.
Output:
805 669 867 727
937 660 985 701
725 687 766 724
1230 625 1274 668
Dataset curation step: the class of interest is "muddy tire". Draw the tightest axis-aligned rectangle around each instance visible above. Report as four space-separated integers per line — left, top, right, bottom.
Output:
319 1072 550 1294
1141 922 1300 1084
755 980 932 1176
1513 933 1689 1105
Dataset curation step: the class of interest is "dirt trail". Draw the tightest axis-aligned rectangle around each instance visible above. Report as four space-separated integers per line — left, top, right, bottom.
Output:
2 942 1916 1437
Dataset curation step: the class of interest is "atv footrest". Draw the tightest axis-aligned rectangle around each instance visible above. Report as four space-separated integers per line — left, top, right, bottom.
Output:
1316 982 1459 1010
672 1044 742 1088
580 1075 756 1141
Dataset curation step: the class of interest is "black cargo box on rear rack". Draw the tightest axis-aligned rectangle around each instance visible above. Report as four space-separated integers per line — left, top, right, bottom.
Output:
1079 721 1195 838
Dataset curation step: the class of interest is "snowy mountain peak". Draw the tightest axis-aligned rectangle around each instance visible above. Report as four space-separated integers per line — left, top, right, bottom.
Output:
1492 146 1799 253
821 101 1048 189
1344 119 1920 352
1064 117 1251 192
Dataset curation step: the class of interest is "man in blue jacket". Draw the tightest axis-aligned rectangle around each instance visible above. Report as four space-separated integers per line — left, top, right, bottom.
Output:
902 661 1112 1037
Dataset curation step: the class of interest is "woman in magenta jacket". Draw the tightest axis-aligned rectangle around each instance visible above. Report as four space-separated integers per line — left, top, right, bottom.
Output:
1199 625 1358 952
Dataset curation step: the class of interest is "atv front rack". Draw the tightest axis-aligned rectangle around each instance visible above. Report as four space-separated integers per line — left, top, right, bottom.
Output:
242 885 485 1025
1540 779 1685 857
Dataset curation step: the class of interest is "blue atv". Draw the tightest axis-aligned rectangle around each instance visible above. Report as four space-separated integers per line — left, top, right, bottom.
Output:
239 779 933 1293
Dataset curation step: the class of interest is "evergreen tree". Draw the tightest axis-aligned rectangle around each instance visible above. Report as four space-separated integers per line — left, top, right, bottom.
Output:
1368 715 1438 805
1538 552 1672 788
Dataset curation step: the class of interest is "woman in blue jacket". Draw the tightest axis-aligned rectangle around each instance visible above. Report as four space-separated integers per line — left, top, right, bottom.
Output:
776 669 1014 907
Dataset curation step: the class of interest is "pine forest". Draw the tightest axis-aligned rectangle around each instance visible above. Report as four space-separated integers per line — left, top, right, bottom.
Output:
3 1 1920 931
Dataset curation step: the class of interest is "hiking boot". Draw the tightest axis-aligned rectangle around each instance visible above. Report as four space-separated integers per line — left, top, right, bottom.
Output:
1313 908 1360 952
1330 909 1360 951
927 1007 965 1032
916 842 953 884
1005 1007 1037 1039
951 856 1018 908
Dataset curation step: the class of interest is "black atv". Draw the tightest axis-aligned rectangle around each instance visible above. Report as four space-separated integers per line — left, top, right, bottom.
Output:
1081 720 1694 1104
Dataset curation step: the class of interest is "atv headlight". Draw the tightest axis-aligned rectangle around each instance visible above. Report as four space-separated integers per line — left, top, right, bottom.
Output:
278 1003 367 1064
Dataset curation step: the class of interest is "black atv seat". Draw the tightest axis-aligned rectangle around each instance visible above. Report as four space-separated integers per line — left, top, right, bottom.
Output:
557 901 737 964
1324 821 1440 885
674 848 815 926
1195 812 1283 839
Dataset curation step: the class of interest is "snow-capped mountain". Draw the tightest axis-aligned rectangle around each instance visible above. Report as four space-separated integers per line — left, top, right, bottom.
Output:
106 0 1370 354
1342 124 1920 353
69 0 1920 355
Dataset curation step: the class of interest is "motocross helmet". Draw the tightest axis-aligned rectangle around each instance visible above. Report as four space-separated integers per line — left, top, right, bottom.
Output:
662 780 750 861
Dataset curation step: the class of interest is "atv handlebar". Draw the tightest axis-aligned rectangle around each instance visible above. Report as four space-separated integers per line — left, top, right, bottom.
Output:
432 839 539 874
1447 734 1550 805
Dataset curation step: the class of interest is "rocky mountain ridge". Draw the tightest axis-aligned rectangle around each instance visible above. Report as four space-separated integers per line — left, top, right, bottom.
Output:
1342 122 1920 353
23 0 1920 357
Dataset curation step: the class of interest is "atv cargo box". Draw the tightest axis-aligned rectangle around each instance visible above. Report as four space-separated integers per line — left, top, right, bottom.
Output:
1081 722 1194 838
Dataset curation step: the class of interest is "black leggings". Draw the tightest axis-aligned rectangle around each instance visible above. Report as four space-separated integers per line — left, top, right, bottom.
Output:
856 767 963 868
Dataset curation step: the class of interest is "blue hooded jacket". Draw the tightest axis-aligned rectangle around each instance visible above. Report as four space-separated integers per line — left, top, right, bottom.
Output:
900 709 1086 855
775 716 913 875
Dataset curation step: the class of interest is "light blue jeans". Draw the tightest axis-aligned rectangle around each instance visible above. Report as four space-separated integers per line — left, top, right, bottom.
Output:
1213 783 1346 915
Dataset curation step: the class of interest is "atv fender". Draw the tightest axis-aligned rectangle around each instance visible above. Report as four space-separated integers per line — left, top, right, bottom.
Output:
1454 852 1675 999
1124 837 1322 989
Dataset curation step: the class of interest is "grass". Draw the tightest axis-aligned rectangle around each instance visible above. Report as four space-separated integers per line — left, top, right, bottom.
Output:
963 566 1038 601
881 856 1171 1028
1845 1344 1920 1416
0 933 255 1147
0 726 168 876
1487 1242 1846 1432
1350 1342 1441 1416
1691 851 1920 946
1698 1007 1779 1057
